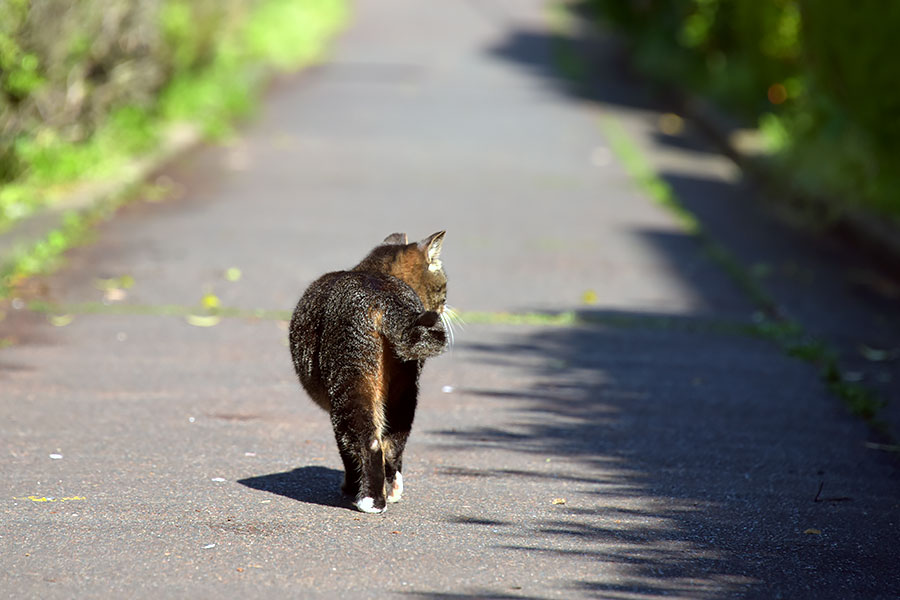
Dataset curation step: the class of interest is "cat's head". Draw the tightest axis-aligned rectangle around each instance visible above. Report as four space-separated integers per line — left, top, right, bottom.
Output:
358 231 447 312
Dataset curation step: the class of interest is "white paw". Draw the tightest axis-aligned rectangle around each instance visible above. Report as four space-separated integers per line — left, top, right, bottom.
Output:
387 472 403 503
354 496 385 514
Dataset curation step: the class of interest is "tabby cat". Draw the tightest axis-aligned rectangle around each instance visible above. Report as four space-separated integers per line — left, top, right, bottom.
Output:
289 231 450 513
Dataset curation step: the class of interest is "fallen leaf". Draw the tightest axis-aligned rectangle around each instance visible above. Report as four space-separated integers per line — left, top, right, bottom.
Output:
49 314 74 327
94 275 134 290
15 495 86 503
552 498 567 505
803 528 821 535
860 344 894 362
390 530 401 534
104 288 126 302
202 293 221 310
186 314 222 327
865 441 900 453
658 113 684 135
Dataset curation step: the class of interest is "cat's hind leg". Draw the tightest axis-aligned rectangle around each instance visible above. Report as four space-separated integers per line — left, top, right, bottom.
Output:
337 445 361 498
330 382 388 514
382 361 420 504
383 436 407 503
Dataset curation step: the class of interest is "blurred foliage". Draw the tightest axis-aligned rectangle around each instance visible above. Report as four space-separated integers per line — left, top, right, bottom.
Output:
0 0 345 231
588 0 900 222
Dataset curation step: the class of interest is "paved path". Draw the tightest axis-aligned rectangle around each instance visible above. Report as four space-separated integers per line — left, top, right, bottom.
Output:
2 1 898 598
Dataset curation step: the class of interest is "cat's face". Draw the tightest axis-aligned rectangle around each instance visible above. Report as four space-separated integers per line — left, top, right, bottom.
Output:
419 243 447 313
383 231 447 313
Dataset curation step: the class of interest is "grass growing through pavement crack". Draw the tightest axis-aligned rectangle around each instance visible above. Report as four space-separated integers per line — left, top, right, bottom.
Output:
1 298 836 347
8 291 888 430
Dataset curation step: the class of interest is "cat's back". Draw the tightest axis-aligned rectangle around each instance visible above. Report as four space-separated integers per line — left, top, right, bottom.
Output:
288 269 421 406
292 269 420 332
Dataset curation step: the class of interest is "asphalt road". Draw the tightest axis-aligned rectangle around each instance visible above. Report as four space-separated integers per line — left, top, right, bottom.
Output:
2 0 899 598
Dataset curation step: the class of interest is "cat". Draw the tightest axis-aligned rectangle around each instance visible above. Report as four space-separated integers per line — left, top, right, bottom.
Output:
289 231 450 513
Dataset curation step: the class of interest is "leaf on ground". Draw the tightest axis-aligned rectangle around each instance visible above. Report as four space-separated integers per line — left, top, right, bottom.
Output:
803 528 821 535
186 314 221 327
859 344 894 362
658 113 684 135
202 293 221 309
104 288 127 302
94 275 135 290
842 371 864 382
552 498 567 505
49 314 74 327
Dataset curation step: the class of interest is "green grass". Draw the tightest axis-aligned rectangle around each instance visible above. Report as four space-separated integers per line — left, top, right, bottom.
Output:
13 287 888 427
23 299 294 322
8 299 764 340
0 0 347 295
0 181 145 297
461 310 579 327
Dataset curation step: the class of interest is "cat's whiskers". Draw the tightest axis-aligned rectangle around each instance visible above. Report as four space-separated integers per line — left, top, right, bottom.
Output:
440 309 455 349
443 305 466 329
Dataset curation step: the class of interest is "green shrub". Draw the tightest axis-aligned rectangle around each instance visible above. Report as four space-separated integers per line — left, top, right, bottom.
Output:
589 0 900 222
0 0 345 231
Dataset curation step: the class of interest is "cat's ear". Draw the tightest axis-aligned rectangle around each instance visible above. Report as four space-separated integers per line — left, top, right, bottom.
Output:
418 231 445 265
383 232 408 245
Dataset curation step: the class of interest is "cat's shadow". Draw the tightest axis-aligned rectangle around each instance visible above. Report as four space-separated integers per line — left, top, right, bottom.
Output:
237 465 348 509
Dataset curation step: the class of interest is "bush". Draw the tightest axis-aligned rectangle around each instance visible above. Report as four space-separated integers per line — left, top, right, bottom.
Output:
589 0 900 223
0 0 345 229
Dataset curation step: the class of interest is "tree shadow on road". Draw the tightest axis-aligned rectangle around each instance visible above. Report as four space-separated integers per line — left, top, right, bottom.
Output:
428 317 900 599
485 1 900 413
237 465 348 509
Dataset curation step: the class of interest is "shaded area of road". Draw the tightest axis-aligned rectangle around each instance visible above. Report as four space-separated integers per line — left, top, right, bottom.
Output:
489 1 900 431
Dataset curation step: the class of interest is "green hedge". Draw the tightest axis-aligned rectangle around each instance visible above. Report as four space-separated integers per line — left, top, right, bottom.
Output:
1 1 240 181
0 0 345 229
589 0 900 223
